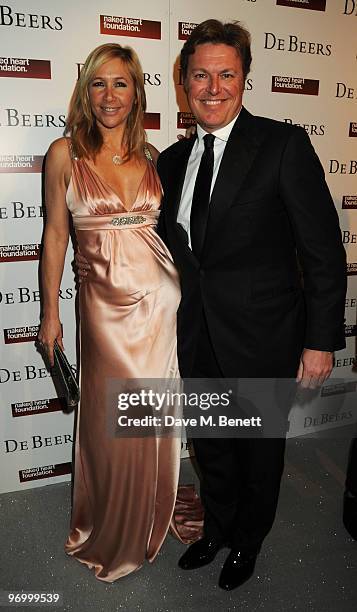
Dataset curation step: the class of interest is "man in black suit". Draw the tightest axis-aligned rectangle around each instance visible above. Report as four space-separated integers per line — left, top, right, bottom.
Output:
157 19 346 590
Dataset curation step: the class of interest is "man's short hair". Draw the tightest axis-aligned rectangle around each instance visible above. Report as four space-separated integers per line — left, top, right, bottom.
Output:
180 19 252 85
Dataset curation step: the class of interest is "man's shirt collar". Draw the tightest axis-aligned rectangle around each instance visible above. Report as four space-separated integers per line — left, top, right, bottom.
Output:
196 107 242 144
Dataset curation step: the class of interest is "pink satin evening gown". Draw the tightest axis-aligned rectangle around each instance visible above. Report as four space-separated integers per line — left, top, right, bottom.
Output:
64 145 202 582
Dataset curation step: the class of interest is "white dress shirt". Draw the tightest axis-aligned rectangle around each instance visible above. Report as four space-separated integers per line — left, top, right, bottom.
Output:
177 110 241 248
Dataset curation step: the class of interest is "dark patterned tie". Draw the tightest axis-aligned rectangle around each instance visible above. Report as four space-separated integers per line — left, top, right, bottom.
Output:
190 133 215 259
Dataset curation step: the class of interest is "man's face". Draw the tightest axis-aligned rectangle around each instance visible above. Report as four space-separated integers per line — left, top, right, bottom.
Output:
185 43 244 132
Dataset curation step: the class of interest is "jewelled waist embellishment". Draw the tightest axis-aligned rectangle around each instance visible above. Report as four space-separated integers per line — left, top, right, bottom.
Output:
111 215 146 226
73 210 160 231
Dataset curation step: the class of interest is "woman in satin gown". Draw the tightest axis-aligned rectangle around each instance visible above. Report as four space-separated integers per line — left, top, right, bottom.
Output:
38 43 201 582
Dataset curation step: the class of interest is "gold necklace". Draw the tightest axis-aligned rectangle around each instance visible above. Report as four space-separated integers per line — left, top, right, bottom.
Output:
103 143 123 166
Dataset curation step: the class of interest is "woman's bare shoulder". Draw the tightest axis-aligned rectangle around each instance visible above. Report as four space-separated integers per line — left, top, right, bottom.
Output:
47 137 71 160
46 138 72 181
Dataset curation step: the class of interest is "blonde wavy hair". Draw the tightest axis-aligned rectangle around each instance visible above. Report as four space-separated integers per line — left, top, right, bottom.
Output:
65 43 147 160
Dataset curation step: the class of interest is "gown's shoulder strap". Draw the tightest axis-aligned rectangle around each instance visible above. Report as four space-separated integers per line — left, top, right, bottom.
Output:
66 137 78 161
144 145 153 162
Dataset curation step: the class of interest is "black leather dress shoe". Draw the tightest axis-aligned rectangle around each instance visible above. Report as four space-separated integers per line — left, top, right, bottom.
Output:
178 537 222 570
343 492 357 540
218 550 257 591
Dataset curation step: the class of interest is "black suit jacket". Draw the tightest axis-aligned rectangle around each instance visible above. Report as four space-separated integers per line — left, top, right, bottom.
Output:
157 107 346 377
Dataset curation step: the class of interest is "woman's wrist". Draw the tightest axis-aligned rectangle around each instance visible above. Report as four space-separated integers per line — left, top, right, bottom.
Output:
41 311 61 323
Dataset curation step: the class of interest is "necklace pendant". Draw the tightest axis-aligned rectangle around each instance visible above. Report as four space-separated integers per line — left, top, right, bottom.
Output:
112 154 122 166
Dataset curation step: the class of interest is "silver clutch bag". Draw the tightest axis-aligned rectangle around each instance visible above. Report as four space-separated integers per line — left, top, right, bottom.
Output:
52 340 80 407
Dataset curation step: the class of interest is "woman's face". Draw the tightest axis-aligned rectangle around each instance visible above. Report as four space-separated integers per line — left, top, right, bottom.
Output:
88 57 136 133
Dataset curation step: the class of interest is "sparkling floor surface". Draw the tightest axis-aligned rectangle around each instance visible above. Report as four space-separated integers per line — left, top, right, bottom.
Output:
0 434 356 612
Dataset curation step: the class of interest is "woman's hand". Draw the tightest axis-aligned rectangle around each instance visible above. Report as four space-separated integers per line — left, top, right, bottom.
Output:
74 250 90 283
37 317 63 367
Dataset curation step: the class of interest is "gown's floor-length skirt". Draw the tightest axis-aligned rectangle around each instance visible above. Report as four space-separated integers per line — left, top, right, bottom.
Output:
64 155 202 581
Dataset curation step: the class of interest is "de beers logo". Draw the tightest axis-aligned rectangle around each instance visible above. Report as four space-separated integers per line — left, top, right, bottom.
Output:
0 5 63 30
0 200 43 220
284 118 325 136
336 82 356 100
264 33 331 56
272 76 319 95
342 230 357 244
329 160 357 174
343 0 357 15
100 15 161 39
0 108 65 128
0 286 73 305
276 0 326 10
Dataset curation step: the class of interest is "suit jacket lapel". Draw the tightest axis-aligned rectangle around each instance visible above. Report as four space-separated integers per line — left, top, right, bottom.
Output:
206 108 263 237
165 108 264 265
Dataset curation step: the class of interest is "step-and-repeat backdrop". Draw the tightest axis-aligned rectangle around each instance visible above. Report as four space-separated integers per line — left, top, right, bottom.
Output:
1 0 356 493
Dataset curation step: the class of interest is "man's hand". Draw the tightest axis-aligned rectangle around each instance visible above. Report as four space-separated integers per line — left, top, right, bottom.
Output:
296 348 334 389
74 250 90 283
177 125 197 141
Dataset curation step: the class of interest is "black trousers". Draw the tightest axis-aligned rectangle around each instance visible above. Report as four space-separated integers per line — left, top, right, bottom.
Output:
191 314 286 555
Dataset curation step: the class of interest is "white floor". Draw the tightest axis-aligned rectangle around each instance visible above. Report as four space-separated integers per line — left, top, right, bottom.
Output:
0 434 356 612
